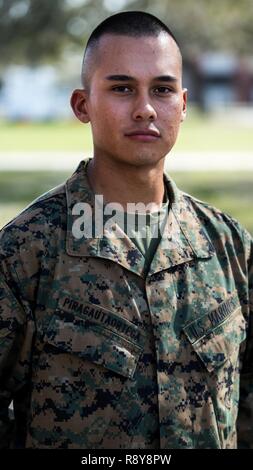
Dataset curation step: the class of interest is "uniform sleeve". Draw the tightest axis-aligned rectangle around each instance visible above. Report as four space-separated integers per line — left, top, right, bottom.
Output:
237 230 253 448
0 272 35 448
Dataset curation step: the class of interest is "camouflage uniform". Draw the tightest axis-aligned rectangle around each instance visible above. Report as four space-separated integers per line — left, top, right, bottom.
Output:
0 159 252 449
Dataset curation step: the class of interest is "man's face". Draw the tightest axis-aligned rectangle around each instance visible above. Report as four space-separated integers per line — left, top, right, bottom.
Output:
73 32 187 168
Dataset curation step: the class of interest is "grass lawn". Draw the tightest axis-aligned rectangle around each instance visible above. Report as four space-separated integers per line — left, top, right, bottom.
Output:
0 110 252 231
0 108 252 152
0 120 92 152
0 170 252 234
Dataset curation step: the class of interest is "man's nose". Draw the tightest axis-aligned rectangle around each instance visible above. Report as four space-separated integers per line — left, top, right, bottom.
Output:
132 94 157 121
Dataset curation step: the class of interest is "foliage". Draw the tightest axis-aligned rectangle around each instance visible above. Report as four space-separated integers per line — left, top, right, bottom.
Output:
129 0 253 58
1 0 253 66
0 0 106 65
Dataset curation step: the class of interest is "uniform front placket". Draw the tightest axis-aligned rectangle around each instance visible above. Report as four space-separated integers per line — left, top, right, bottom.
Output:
144 207 195 447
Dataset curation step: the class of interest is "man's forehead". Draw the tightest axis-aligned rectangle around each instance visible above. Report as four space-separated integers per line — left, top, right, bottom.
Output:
94 33 181 72
97 31 179 55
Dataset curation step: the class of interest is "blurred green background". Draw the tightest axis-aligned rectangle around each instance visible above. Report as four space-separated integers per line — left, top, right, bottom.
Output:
0 0 253 233
1 109 253 233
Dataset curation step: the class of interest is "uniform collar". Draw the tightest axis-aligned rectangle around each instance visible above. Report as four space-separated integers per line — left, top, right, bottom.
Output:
66 160 214 277
148 173 214 276
65 160 146 277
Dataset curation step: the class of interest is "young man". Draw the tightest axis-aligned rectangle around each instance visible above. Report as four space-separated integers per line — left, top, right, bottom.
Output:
0 11 252 449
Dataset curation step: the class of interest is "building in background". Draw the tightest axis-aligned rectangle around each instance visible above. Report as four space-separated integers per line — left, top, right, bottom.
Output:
1 53 253 120
184 53 253 111
0 64 76 120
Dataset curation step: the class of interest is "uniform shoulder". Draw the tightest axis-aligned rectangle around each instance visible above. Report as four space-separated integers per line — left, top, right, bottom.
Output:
182 190 238 223
181 190 252 250
0 181 67 256
3 182 65 226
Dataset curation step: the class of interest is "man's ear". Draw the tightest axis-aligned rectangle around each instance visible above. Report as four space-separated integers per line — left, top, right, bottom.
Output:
181 88 188 122
70 89 90 123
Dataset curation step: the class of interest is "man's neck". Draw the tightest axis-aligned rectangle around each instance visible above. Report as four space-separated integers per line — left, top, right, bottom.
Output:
87 157 166 210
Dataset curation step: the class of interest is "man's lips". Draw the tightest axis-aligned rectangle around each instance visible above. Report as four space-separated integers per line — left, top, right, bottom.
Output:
125 129 161 142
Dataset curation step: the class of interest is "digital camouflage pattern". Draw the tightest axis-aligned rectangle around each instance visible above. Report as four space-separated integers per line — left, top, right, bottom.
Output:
0 159 252 449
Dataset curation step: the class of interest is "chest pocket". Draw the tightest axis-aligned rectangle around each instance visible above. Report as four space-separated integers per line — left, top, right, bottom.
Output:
183 297 247 373
43 310 143 379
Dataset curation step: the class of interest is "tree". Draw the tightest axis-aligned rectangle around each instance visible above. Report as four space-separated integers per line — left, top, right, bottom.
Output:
128 0 253 58
0 0 108 65
1 0 252 66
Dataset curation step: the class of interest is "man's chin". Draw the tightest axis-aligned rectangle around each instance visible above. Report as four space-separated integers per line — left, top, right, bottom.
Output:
97 149 167 169
124 152 166 168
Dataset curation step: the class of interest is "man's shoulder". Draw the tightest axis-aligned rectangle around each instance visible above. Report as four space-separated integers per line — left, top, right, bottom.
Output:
166 174 246 238
0 182 67 252
3 181 66 226
181 190 252 249
182 190 240 226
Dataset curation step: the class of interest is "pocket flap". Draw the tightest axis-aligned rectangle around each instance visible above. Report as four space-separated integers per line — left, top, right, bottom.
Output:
44 311 142 379
0 273 26 339
183 295 247 372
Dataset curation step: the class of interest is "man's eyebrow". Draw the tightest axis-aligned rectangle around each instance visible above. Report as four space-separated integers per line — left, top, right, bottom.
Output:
105 75 135 81
154 75 178 82
105 74 178 82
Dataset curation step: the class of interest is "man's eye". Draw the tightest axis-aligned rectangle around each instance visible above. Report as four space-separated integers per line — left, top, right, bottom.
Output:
154 86 172 94
112 86 132 93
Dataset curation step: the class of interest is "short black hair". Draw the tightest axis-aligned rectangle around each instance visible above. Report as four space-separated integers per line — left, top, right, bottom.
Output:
85 11 180 51
82 11 181 88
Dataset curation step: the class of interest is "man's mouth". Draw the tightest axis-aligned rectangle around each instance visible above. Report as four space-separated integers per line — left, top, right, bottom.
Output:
125 128 161 142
